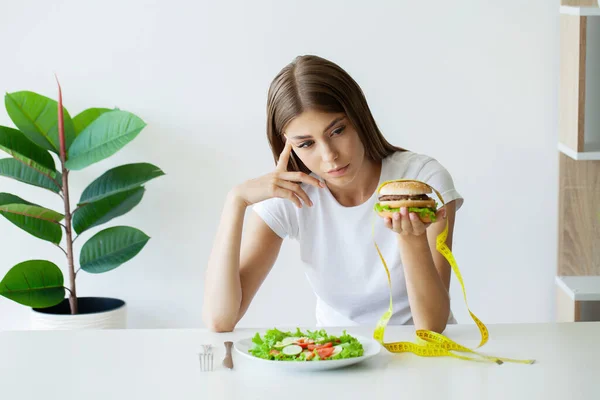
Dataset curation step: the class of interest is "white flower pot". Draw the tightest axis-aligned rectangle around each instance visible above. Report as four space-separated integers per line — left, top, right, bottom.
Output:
30 297 127 330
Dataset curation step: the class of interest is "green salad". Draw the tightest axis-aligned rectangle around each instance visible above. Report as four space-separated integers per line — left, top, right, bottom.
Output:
249 328 364 361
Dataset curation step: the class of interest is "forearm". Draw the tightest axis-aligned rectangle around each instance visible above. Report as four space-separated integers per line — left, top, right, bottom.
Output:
398 235 450 333
202 191 247 332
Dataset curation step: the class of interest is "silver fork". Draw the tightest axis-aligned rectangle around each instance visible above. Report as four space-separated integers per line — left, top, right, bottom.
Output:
199 344 214 372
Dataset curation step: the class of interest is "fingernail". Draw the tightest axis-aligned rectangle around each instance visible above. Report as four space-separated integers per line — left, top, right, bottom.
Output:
319 181 326 188
410 213 417 221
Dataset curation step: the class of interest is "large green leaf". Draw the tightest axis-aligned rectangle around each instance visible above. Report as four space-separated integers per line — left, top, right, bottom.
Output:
0 193 63 244
4 91 76 153
0 125 58 179
73 107 112 136
65 110 146 170
72 186 145 234
0 158 62 193
80 226 150 273
0 260 65 307
79 163 164 205
0 203 64 222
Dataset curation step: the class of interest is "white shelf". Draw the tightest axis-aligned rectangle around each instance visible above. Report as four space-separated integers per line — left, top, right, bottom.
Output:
560 6 600 16
556 276 600 301
558 142 600 160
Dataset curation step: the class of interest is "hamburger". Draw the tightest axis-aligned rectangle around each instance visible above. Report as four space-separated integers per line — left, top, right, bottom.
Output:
374 181 438 223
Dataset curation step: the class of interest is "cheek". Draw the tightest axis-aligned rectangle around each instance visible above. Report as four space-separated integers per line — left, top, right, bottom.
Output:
295 152 317 169
343 132 363 158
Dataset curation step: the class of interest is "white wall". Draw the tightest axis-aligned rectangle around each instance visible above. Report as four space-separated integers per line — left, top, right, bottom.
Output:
0 0 559 330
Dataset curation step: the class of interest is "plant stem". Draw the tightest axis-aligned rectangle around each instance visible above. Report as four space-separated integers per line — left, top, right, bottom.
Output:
56 77 78 315
62 165 77 314
56 244 68 257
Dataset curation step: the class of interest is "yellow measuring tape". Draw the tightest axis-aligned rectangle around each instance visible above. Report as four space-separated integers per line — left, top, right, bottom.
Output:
372 179 535 365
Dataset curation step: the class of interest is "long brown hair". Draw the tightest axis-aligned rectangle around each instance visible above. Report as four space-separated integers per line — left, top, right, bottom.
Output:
266 55 405 174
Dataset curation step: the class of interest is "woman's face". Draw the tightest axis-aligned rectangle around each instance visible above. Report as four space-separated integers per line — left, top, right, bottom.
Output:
283 109 367 186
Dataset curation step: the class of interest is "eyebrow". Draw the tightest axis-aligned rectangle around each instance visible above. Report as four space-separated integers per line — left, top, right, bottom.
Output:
291 116 346 140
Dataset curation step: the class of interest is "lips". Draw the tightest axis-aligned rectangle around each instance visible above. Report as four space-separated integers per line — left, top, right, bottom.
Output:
326 164 349 176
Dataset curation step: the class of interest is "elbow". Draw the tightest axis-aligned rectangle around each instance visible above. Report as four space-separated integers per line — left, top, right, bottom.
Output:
415 305 450 334
416 320 448 334
434 306 452 334
202 309 238 333
207 321 236 333
422 322 447 334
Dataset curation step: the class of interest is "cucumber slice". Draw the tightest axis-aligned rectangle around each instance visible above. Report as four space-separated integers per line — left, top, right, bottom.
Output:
332 345 343 356
273 341 286 349
282 337 300 346
282 344 302 356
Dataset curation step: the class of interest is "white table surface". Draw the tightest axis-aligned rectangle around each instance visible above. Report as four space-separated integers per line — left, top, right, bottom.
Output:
1 322 599 399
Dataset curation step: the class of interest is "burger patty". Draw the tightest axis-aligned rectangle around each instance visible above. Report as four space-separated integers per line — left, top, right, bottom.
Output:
378 194 431 201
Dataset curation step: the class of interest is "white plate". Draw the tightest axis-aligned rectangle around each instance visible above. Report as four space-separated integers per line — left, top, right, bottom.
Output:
233 333 382 372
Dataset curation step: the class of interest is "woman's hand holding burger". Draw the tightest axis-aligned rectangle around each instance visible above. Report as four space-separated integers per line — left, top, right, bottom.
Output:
375 181 447 238
230 139 325 208
383 206 447 238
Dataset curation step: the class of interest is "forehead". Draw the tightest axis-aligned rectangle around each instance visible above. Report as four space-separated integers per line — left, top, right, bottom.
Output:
284 110 346 137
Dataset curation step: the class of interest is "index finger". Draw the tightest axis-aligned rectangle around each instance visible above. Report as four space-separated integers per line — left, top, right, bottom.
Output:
276 139 293 172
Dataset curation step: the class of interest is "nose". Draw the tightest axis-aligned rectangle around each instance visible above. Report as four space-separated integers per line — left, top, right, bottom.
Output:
320 142 338 163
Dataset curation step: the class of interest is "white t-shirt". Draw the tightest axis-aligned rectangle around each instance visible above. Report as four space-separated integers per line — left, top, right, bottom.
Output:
252 150 464 327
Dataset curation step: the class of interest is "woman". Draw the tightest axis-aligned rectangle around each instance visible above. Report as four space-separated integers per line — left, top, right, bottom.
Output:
203 55 463 333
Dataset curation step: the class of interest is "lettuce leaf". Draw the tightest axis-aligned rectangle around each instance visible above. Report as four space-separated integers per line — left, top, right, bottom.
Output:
374 203 437 222
331 331 364 360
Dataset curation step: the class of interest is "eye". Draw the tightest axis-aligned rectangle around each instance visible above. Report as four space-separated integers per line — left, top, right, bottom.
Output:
331 126 345 136
298 140 314 149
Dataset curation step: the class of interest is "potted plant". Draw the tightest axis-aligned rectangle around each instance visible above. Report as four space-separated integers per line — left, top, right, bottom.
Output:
0 79 164 329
